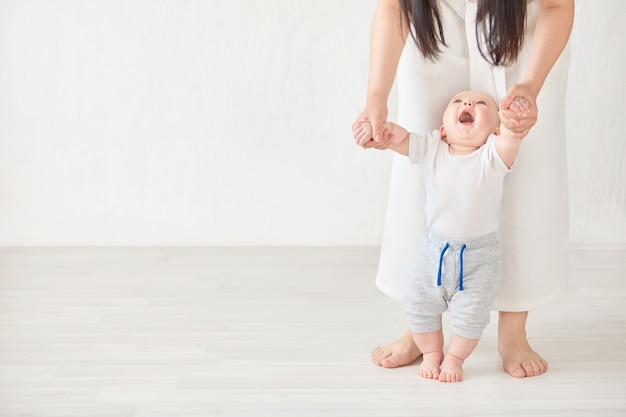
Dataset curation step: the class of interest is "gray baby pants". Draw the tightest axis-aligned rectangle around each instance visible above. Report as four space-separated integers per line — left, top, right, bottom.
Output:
404 231 502 340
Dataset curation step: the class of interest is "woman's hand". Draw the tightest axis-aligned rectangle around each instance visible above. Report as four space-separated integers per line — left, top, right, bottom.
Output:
499 83 538 137
352 102 393 149
353 121 397 150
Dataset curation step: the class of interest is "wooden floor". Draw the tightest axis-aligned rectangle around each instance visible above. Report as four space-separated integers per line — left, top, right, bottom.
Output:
0 247 624 417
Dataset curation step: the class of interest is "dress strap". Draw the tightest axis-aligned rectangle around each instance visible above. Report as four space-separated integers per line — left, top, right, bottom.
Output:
465 1 507 102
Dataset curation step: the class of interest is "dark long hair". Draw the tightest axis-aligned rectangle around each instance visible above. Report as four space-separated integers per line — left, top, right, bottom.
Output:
399 0 527 66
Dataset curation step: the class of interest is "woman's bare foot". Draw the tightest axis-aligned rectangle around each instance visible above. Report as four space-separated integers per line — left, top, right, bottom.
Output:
419 351 443 380
439 353 464 383
498 311 548 378
371 329 422 368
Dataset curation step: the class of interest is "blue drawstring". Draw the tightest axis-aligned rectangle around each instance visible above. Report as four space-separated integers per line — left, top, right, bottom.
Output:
437 242 467 291
459 244 467 291
437 242 449 287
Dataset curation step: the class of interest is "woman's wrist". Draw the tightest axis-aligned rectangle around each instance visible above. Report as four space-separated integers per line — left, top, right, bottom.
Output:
517 79 541 100
366 91 390 107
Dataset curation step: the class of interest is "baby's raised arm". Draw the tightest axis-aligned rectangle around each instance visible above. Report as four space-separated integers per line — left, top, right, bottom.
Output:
496 97 529 168
353 121 410 156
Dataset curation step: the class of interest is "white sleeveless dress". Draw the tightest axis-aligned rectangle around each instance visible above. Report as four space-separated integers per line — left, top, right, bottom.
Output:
376 0 570 311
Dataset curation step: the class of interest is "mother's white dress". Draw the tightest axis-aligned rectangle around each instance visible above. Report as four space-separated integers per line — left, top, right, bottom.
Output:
376 0 570 311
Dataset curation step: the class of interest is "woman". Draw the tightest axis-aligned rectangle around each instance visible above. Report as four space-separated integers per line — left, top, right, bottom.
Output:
354 0 574 377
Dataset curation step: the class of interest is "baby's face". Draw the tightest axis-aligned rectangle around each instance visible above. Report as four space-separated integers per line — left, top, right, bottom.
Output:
440 91 500 148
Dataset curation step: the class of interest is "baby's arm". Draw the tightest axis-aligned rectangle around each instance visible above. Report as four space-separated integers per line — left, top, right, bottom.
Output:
496 125 524 169
496 97 529 168
353 121 410 156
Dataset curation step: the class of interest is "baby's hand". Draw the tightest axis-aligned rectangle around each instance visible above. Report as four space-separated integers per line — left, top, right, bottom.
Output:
499 96 531 138
353 121 395 150
353 121 374 147
508 97 530 117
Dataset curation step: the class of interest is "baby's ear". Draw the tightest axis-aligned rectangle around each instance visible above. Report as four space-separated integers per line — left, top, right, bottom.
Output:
439 125 446 138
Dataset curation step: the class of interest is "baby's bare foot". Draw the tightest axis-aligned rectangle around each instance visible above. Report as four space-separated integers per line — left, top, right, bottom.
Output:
419 351 443 380
371 330 422 368
439 353 464 383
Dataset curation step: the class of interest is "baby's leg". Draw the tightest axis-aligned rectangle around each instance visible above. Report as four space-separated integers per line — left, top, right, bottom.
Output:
439 334 479 382
412 330 444 380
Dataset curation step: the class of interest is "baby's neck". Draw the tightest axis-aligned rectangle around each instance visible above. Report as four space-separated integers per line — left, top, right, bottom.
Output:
447 143 481 155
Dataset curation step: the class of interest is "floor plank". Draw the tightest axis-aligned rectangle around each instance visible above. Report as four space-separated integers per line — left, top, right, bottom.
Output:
0 247 624 416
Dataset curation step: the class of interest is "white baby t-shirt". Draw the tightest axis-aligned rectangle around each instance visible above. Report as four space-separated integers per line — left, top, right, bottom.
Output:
408 130 512 239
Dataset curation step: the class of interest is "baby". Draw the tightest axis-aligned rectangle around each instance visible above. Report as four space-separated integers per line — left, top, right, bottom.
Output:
353 91 529 382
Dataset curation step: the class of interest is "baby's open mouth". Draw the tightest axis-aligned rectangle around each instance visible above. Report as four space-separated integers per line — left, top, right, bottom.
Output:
459 111 474 124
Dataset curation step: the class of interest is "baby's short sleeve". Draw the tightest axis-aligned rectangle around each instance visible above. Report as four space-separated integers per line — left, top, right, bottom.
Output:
409 130 441 165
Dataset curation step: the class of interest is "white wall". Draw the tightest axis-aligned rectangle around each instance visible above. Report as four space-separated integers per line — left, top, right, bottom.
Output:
0 0 623 247
565 0 626 247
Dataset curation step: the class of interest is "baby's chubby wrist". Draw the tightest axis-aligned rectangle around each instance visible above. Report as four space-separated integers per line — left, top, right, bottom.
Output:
384 121 394 136
385 122 409 144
